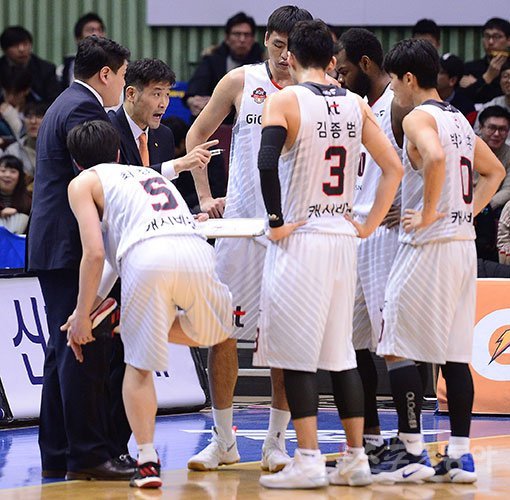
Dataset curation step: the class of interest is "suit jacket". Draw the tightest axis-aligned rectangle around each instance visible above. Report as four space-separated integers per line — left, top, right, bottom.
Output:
108 106 175 169
0 54 62 104
27 82 109 271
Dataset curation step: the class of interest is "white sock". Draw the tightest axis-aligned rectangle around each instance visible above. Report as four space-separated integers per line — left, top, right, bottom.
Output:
137 443 158 464
399 432 423 456
346 446 365 457
448 436 470 459
264 407 290 447
364 434 384 447
213 407 234 443
297 448 322 462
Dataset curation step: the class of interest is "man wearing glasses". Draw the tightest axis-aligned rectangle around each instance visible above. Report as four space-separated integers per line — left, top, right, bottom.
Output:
461 17 510 104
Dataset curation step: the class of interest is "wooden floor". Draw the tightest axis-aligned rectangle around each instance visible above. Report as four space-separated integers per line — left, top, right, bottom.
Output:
1 435 508 499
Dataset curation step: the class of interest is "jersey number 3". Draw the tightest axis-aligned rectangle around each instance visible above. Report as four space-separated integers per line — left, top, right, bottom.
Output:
140 177 178 211
323 146 346 196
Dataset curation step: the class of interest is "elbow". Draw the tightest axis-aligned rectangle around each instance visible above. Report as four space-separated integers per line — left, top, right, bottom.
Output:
83 248 105 265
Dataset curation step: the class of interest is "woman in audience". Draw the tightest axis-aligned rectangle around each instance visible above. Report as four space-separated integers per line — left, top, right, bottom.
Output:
0 154 31 234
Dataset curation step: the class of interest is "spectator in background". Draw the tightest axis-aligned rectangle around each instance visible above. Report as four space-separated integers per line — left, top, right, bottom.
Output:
0 154 31 234
478 106 510 213
497 200 510 265
0 26 61 104
474 61 510 142
437 53 477 125
5 101 47 191
163 115 227 212
461 18 510 104
412 19 440 51
185 12 264 122
61 12 106 88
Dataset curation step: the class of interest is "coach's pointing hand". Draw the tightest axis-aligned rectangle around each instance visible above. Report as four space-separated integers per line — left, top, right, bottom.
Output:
173 139 219 174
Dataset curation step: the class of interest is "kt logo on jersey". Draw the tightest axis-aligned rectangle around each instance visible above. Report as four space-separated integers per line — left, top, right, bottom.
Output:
251 87 267 104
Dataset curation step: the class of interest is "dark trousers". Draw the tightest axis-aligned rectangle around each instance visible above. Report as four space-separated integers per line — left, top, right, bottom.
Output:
38 269 115 472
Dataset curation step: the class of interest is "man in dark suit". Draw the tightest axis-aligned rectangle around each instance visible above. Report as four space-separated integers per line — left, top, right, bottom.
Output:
0 25 61 104
27 35 134 481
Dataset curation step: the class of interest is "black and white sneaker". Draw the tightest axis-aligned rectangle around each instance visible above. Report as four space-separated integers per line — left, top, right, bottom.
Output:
130 460 162 489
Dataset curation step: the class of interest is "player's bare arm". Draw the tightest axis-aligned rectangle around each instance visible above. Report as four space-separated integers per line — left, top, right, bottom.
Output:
353 97 403 238
187 67 245 217
472 136 506 216
401 109 446 232
259 89 304 241
63 172 105 360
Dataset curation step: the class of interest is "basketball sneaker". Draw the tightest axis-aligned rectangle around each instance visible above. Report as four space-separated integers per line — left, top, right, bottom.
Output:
427 450 477 483
130 460 162 489
371 437 435 484
261 435 291 472
187 426 240 471
259 449 328 489
90 297 118 339
329 451 372 486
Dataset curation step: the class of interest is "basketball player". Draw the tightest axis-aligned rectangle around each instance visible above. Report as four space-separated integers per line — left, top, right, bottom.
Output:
63 121 232 488
374 39 505 483
254 20 403 489
186 6 313 473
335 28 412 464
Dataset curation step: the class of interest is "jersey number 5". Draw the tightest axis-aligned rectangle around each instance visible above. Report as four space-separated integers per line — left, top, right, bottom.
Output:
323 146 346 196
140 177 178 211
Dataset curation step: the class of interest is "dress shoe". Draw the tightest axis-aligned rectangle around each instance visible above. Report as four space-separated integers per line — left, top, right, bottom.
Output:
42 469 66 479
114 453 138 468
66 458 136 480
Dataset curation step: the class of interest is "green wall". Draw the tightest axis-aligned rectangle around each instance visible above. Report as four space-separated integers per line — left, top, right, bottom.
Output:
0 0 485 81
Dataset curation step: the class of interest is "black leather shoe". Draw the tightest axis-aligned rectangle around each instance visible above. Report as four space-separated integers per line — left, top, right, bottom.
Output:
66 458 136 481
42 470 66 479
114 453 137 468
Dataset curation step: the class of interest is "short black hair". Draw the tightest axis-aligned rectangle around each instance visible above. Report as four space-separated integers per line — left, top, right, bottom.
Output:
339 28 384 68
0 67 31 92
0 154 27 198
24 101 48 117
225 12 256 35
74 12 106 39
384 38 439 89
412 19 440 43
67 120 120 169
74 35 130 80
478 105 510 127
161 116 189 146
0 26 32 51
267 5 313 35
125 58 176 90
439 53 464 82
483 18 510 38
501 61 510 74
288 19 333 70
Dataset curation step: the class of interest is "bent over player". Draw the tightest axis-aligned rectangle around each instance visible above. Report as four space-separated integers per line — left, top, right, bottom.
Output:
374 39 505 484
253 20 403 489
64 121 232 488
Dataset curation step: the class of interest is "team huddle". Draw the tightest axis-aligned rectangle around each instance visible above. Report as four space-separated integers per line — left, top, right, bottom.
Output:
63 6 505 491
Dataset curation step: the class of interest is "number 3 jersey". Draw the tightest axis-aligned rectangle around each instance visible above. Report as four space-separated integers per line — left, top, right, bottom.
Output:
400 101 476 245
278 83 362 236
89 163 198 273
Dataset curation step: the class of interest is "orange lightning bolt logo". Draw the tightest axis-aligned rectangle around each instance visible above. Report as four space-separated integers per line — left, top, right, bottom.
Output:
489 328 510 364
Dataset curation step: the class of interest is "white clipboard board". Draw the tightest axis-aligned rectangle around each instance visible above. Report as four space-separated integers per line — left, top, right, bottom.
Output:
197 218 266 238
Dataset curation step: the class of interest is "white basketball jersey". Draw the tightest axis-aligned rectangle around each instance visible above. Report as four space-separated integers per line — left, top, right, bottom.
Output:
279 84 362 236
90 163 198 273
400 101 476 245
354 85 402 217
225 62 281 219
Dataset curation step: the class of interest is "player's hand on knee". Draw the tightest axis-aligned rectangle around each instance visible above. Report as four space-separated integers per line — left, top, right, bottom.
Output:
402 208 445 233
175 139 219 173
201 196 225 218
381 204 401 228
266 221 306 241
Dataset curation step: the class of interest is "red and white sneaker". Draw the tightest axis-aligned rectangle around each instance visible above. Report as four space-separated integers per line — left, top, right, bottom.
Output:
129 461 162 489
90 298 118 339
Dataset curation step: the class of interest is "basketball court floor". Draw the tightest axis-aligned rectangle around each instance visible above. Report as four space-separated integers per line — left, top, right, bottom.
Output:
0 401 509 498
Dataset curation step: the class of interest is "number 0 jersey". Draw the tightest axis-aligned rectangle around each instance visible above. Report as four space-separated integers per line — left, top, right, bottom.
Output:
278 83 362 236
89 163 198 273
400 100 476 245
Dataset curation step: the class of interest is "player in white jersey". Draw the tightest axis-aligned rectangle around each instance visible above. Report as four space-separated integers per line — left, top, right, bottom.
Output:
335 28 415 465
254 20 403 490
62 121 232 489
373 39 505 484
186 6 313 473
